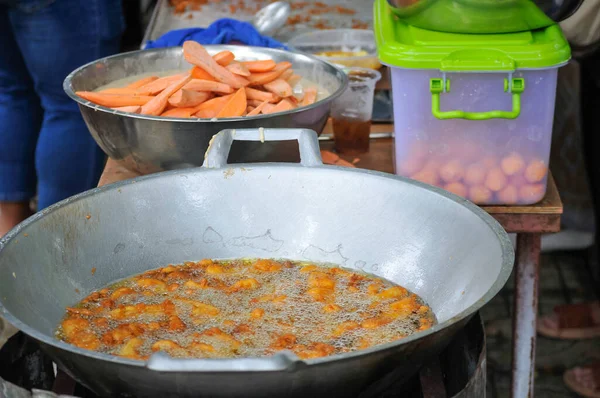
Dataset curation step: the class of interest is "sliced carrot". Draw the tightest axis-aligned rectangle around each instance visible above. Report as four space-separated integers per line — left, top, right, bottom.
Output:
301 87 318 106
111 105 141 113
183 41 243 88
263 98 295 114
183 79 233 94
280 69 294 81
247 62 292 86
190 66 217 81
246 100 269 116
75 91 154 107
213 50 235 66
140 74 192 116
226 62 251 77
136 74 186 95
242 60 276 73
215 87 247 118
194 94 234 118
126 76 159 89
168 89 212 108
245 87 278 103
99 87 144 95
263 79 293 98
287 74 302 87
161 107 196 118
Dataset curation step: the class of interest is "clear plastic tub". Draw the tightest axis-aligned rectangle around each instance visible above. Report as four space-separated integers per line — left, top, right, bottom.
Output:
391 69 558 205
287 29 382 70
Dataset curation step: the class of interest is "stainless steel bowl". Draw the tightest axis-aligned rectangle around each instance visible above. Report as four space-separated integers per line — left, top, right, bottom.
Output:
63 46 347 174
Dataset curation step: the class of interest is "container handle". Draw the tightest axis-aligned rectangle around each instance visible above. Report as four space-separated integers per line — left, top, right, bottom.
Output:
202 128 323 169
146 350 303 373
430 78 525 120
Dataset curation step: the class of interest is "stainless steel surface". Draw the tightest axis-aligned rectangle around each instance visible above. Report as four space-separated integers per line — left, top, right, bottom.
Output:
63 46 347 174
385 0 584 23
252 1 291 36
0 128 513 398
143 0 373 45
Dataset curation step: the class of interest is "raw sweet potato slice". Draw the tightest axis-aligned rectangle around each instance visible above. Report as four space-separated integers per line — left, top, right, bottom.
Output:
126 76 159 89
183 79 233 94
263 98 295 114
246 100 269 116
100 87 144 95
242 60 276 73
75 91 154 107
245 87 278 103
136 74 187 95
246 62 292 86
161 107 196 118
213 50 235 66
183 41 243 88
111 105 141 113
190 66 217 81
194 94 234 118
168 89 212 108
215 87 247 118
301 87 318 106
279 69 294 81
140 74 192 116
263 79 293 98
226 62 251 76
287 74 302 87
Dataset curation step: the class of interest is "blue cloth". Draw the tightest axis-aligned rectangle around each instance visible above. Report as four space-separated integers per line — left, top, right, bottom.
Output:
0 0 124 210
145 18 288 50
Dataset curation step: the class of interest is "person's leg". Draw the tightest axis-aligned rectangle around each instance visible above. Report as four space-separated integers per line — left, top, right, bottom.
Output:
8 0 124 210
0 5 43 235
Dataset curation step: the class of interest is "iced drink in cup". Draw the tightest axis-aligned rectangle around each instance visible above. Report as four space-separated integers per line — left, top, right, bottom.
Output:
331 67 381 155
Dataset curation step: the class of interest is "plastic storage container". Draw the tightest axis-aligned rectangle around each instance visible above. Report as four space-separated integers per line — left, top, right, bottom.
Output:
288 29 382 70
374 0 571 205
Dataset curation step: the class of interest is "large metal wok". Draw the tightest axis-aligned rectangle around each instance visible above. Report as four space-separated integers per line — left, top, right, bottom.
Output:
0 129 514 398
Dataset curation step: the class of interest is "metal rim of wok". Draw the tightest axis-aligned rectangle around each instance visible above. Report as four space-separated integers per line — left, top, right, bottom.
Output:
62 45 349 123
0 164 514 370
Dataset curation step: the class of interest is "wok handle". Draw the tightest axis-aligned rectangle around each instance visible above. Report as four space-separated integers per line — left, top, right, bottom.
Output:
146 350 303 372
202 128 323 168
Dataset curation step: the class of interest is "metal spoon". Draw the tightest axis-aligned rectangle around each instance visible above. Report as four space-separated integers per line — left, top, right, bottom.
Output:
252 1 291 37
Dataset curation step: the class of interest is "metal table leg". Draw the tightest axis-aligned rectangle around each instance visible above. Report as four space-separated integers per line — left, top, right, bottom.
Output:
511 233 541 398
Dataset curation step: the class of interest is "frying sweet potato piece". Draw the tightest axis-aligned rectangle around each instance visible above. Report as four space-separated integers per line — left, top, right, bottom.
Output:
194 94 234 118
141 74 192 116
246 100 269 116
75 91 154 107
183 41 243 88
161 107 196 118
242 60 276 73
168 89 212 108
287 74 302 87
112 105 141 113
183 79 233 94
263 79 293 98
126 76 159 89
226 62 251 76
213 50 235 66
216 87 247 118
247 62 292 86
245 87 278 103
301 87 318 106
190 66 217 81
136 74 187 95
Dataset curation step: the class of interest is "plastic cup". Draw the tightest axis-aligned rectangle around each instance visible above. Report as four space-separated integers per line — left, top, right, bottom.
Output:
331 67 382 155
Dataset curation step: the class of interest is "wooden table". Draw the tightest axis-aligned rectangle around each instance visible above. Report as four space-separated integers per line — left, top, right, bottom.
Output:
99 132 562 398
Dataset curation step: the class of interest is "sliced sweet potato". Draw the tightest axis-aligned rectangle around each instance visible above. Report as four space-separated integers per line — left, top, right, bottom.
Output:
194 94 233 118
246 106 255 113
216 87 247 118
183 41 243 88
263 79 293 98
287 74 302 87
75 91 154 107
226 62 251 77
126 76 159 89
245 87 278 103
191 66 217 81
247 62 292 86
213 50 235 66
161 107 196 118
242 60 276 73
263 98 295 114
301 87 318 106
168 89 212 108
136 74 186 95
280 69 294 81
246 100 269 116
140 74 192 116
111 105 141 113
247 99 265 107
183 79 234 94
100 87 144 95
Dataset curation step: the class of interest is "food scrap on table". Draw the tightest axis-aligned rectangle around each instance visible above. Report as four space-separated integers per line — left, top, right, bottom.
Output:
320 150 357 168
75 41 319 119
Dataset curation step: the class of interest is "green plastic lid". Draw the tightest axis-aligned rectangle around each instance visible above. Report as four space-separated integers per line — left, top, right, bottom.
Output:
374 0 571 71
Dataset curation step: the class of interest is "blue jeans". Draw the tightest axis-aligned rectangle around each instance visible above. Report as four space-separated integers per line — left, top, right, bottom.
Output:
0 0 123 210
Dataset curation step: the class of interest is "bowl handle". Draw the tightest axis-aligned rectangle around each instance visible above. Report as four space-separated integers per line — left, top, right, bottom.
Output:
146 350 303 372
202 128 323 169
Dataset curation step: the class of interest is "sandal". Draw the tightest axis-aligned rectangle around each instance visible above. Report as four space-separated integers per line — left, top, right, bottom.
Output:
537 301 600 339
564 363 600 398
